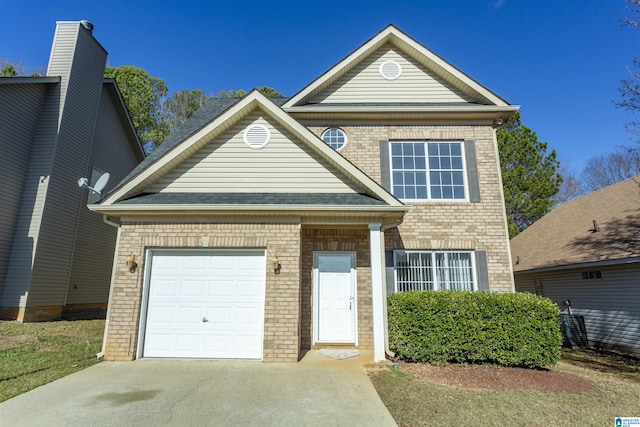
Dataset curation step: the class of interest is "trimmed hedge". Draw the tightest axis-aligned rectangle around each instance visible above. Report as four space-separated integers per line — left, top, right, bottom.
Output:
388 290 562 368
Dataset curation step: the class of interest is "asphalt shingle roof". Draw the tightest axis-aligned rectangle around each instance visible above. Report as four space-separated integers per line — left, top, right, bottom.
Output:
510 175 640 272
117 192 387 206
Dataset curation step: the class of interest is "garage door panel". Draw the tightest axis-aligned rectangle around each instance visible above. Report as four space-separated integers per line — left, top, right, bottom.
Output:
175 334 204 352
144 333 174 353
207 307 232 324
150 279 179 297
209 279 233 296
146 305 176 324
236 306 263 325
182 256 208 270
144 251 266 359
236 279 264 297
177 306 203 325
181 280 206 296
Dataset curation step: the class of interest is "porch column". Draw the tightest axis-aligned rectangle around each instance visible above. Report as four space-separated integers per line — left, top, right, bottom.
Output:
369 223 385 362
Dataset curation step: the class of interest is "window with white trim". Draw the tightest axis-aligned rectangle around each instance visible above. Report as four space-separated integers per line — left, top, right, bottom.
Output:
390 141 466 200
394 251 475 292
321 128 347 150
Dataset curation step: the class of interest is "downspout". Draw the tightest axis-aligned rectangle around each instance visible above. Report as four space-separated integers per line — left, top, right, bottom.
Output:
96 215 121 359
381 220 401 359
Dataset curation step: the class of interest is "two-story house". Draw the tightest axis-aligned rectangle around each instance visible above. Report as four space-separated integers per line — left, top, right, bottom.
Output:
89 25 518 362
0 21 144 322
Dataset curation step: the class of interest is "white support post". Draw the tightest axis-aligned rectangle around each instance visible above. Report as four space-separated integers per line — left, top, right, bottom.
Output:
369 223 386 362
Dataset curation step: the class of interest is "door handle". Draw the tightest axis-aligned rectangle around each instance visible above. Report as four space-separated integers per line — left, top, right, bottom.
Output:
202 317 209 323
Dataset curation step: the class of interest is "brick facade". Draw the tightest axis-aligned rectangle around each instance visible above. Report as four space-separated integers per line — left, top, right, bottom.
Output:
104 221 302 362
308 124 514 292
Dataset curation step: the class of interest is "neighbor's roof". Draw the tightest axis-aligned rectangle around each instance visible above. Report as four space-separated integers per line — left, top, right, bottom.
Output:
510 175 640 273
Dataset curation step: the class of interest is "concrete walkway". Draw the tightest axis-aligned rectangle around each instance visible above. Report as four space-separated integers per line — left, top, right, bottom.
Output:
0 351 396 426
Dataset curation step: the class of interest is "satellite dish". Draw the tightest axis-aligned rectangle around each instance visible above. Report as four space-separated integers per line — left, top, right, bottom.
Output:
77 172 110 201
93 173 110 195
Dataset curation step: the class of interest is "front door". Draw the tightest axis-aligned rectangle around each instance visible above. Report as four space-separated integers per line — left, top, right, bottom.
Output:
314 252 356 343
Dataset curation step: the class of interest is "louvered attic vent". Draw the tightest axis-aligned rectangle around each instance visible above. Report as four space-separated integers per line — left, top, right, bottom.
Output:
379 60 402 80
244 124 271 149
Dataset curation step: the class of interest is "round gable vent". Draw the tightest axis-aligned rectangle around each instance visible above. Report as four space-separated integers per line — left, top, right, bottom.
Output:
379 60 402 80
243 124 271 149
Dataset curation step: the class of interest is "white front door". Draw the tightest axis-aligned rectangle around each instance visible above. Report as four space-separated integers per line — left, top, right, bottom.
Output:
315 252 356 343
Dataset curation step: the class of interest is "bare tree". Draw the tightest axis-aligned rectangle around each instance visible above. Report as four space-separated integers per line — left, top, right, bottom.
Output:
553 165 583 206
580 148 640 192
618 0 640 143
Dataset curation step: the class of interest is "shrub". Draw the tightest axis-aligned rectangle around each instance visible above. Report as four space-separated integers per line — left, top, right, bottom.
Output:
388 290 562 368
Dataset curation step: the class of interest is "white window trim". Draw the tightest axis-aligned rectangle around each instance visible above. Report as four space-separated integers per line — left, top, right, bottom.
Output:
393 250 477 292
389 140 470 203
320 128 348 151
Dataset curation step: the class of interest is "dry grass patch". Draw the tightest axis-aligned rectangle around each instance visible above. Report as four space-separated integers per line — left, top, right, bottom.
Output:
368 350 640 426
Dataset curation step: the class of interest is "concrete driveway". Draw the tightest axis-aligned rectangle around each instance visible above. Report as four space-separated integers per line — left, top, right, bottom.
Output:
0 350 396 426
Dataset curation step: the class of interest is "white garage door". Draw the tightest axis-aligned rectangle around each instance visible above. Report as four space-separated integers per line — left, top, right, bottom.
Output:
142 250 266 359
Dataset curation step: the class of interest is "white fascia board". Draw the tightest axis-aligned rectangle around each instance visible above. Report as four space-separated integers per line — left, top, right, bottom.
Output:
284 105 520 114
88 203 410 214
100 93 261 205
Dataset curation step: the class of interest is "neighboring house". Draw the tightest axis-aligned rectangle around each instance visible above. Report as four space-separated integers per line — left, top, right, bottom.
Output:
0 21 145 322
511 176 640 354
90 25 518 362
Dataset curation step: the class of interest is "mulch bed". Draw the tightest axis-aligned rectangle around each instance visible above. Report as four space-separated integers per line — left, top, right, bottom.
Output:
396 361 597 393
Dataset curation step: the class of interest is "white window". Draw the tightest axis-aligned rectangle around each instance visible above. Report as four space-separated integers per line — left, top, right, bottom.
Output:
321 128 347 150
390 141 466 201
394 251 475 292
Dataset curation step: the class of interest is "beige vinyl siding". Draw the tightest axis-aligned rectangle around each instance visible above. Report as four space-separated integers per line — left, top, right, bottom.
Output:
515 263 640 351
309 45 470 104
26 23 108 307
147 112 363 194
0 84 47 297
66 86 141 306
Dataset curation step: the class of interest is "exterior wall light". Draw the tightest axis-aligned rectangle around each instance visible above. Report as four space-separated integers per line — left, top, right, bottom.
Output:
272 255 281 274
125 253 138 273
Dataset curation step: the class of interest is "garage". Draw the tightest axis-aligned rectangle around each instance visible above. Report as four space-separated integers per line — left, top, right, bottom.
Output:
141 250 266 359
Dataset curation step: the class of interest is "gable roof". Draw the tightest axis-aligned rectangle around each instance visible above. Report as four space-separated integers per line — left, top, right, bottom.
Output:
95 90 405 211
283 24 518 119
510 176 640 273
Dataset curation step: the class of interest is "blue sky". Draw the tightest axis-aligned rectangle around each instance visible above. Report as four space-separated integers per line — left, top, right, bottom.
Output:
1 1 638 172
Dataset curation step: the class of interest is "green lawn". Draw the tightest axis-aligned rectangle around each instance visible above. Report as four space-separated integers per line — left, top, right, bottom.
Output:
0 320 104 402
369 351 640 427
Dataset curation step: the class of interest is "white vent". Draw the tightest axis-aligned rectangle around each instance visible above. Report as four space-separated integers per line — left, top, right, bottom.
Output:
243 124 271 149
379 60 402 80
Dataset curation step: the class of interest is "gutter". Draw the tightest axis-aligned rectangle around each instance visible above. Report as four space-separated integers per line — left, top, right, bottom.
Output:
96 216 121 359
